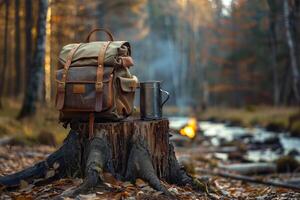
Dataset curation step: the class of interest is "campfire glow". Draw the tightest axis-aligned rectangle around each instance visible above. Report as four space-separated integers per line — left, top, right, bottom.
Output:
179 118 197 139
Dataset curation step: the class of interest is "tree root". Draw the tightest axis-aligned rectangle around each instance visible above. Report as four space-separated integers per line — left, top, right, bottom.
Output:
167 143 194 186
0 130 81 189
62 131 112 197
0 127 201 197
125 137 172 196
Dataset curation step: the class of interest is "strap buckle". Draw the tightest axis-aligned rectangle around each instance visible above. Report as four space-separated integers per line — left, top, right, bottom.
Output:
95 82 103 92
57 82 66 92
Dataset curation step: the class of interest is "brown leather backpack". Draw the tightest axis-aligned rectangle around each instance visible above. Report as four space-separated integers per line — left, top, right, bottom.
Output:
55 28 138 138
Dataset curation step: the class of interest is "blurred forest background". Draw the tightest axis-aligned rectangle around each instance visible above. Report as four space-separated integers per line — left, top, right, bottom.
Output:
0 0 299 119
2 1 300 198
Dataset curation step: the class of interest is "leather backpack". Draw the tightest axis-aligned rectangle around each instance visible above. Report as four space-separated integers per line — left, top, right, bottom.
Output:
55 28 138 138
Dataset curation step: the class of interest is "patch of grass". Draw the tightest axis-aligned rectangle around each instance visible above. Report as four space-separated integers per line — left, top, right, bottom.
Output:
198 106 300 134
0 99 68 145
164 105 300 135
290 121 300 137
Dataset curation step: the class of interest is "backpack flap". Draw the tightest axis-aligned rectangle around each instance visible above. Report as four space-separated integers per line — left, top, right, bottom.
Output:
58 41 131 69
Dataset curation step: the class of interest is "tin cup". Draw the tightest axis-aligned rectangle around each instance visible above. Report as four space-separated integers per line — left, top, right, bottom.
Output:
140 81 170 120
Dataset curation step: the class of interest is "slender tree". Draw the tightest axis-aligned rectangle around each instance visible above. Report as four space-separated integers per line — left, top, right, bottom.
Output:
18 0 49 119
0 0 4 7
0 0 10 109
14 0 21 97
283 0 300 104
267 0 280 105
24 0 33 93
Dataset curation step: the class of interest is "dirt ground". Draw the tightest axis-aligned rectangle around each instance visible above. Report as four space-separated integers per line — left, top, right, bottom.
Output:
0 143 300 200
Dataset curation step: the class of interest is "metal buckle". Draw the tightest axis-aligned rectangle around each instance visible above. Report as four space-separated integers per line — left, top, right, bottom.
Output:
95 82 103 91
58 82 66 92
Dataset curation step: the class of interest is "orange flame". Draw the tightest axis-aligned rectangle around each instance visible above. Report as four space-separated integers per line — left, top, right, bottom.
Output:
179 118 197 139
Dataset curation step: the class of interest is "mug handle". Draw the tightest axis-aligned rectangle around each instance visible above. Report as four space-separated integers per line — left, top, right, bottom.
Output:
160 89 170 107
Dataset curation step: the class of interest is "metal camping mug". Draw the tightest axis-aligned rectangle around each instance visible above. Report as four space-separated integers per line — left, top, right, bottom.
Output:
140 81 170 120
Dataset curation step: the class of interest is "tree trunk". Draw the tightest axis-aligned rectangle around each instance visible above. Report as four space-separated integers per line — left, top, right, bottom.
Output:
18 0 48 119
14 0 21 97
267 0 280 106
283 0 300 104
295 1 300 70
0 119 198 197
0 0 5 7
0 0 10 109
20 0 33 110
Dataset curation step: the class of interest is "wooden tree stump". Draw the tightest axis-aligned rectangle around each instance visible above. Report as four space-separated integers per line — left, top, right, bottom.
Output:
0 119 197 197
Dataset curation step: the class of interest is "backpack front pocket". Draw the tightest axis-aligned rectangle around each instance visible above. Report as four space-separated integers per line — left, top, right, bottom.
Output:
56 66 114 112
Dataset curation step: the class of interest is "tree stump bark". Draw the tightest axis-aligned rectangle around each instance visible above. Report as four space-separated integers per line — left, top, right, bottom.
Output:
0 119 196 197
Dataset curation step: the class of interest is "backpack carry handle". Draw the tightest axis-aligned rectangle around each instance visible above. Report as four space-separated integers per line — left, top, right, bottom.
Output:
85 28 114 42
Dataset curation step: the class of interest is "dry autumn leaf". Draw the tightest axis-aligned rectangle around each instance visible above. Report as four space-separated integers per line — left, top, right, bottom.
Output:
135 178 148 188
45 169 56 179
122 181 134 187
20 180 29 189
103 172 119 186
53 162 60 169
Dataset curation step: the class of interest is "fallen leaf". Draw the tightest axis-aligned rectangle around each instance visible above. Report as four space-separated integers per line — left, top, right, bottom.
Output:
96 191 104 195
141 186 154 192
103 172 119 186
136 191 144 197
45 170 55 179
168 187 179 195
135 178 147 188
153 191 163 196
53 162 60 169
20 180 29 189
122 181 134 187
78 194 97 200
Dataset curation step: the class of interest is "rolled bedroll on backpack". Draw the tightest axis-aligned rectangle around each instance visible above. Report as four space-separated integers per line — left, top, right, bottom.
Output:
57 41 133 69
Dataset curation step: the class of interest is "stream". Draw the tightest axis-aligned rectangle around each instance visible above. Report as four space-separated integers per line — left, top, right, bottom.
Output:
168 117 300 162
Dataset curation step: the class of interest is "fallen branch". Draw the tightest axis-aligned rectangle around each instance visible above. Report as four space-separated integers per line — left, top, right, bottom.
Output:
219 163 277 175
0 136 13 146
196 168 300 191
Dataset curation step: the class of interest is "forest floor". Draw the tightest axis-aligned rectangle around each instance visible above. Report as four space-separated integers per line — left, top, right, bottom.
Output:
0 140 300 199
0 102 300 199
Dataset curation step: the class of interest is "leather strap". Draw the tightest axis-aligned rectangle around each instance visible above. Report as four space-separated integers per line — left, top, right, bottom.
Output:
85 28 114 42
56 43 82 110
95 41 111 112
120 56 134 68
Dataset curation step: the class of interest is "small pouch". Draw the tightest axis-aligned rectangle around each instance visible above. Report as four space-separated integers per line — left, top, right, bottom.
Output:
118 76 138 92
117 76 138 115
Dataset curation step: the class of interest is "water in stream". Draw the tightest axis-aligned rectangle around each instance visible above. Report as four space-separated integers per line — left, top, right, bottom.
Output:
168 117 300 162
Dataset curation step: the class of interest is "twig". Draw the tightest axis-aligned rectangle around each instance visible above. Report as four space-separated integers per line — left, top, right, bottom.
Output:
196 168 300 191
